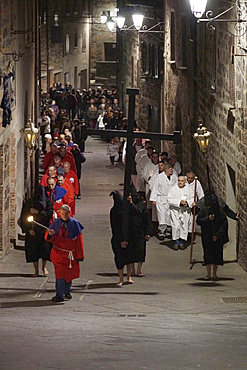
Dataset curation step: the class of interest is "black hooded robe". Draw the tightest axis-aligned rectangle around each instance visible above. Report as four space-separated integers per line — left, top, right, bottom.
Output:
197 198 229 266
110 191 136 269
20 185 53 263
128 200 152 263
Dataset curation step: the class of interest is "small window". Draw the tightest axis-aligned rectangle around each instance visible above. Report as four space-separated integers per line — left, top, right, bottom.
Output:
74 32 78 48
154 47 159 78
65 34 70 54
82 32 86 51
181 16 187 67
74 0 78 14
170 11 176 61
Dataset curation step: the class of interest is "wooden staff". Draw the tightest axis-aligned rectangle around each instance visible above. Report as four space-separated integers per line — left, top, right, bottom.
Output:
189 177 197 264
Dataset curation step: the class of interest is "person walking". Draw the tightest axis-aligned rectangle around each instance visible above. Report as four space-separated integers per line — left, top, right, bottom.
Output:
110 190 136 287
168 176 194 250
127 188 152 277
20 185 53 277
197 193 229 280
45 204 84 302
107 137 119 165
150 162 178 240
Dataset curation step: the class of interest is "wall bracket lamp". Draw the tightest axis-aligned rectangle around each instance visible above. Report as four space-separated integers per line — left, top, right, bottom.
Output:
189 0 247 33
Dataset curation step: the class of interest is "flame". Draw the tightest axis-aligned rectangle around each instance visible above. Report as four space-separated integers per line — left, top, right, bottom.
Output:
28 216 34 222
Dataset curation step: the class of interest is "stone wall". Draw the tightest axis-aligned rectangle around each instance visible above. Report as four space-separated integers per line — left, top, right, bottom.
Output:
89 0 116 83
40 0 90 91
0 0 36 258
194 1 247 269
162 0 195 171
163 0 247 269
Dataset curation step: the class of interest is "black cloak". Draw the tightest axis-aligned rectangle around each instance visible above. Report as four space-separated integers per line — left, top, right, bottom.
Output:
20 185 53 263
197 194 229 265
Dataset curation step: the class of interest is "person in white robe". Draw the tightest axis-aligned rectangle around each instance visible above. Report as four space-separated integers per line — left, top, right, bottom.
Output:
135 146 154 193
150 163 178 239
186 171 204 235
141 152 159 209
170 154 181 176
168 176 195 250
135 140 152 164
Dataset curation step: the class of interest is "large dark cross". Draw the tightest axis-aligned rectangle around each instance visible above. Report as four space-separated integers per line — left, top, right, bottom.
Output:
82 88 181 239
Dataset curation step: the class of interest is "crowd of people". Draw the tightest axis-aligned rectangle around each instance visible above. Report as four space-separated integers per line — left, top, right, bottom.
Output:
19 82 239 299
109 137 239 284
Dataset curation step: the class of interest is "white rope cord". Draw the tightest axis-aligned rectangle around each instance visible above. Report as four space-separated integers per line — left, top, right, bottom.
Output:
54 245 75 268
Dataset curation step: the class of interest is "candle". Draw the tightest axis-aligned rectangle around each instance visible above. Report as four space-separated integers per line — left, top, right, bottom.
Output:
27 216 49 231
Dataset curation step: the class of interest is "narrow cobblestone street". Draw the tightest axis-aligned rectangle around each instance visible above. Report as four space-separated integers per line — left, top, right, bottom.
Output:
0 137 247 370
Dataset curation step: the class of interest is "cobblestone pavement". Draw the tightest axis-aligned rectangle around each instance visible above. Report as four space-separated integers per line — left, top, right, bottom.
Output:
0 137 247 369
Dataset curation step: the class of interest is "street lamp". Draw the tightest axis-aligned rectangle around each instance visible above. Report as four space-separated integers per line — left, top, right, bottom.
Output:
116 11 125 29
132 8 144 30
189 0 247 33
189 0 207 19
100 11 108 24
193 120 212 193
21 120 39 196
193 121 211 153
107 16 115 32
20 119 39 150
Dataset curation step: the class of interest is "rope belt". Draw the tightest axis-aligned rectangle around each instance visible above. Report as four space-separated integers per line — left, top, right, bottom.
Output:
54 246 75 268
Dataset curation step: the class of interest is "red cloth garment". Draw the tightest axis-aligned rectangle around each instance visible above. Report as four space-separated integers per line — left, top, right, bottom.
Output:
65 169 79 196
40 174 57 187
48 152 77 173
42 152 57 172
59 181 74 215
60 154 77 173
45 227 84 282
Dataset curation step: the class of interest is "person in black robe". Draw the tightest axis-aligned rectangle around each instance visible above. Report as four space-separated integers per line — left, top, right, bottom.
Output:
20 185 53 277
127 187 152 277
110 190 136 287
197 193 229 280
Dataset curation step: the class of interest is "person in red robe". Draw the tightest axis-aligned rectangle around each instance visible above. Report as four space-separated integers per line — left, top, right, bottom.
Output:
58 144 77 173
45 204 84 302
40 165 57 186
63 161 79 197
45 177 68 219
56 173 75 216
42 143 58 172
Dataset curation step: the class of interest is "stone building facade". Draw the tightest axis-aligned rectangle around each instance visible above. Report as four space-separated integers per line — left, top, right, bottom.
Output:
89 0 117 87
118 0 247 269
0 0 39 258
40 0 117 92
162 0 247 269
40 0 91 92
116 0 163 151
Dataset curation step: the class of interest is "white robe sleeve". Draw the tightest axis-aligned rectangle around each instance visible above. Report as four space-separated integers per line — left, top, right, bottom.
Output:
196 180 204 200
168 186 181 208
149 176 159 202
142 162 151 183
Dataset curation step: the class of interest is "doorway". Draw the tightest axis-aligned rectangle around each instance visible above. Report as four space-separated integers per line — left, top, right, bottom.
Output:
80 69 87 90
